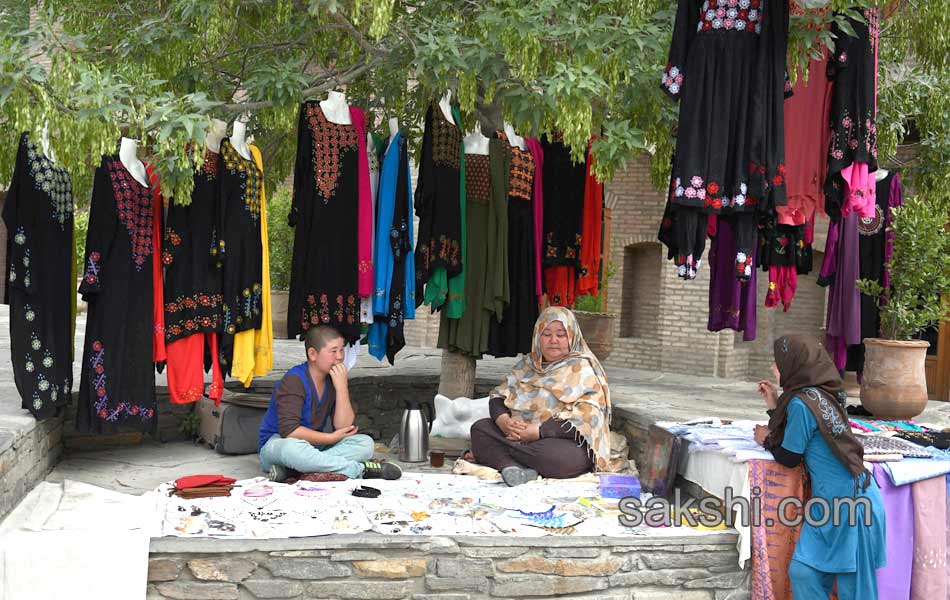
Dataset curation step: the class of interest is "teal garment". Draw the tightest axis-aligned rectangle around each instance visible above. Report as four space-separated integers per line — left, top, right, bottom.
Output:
781 397 886 579
789 557 879 600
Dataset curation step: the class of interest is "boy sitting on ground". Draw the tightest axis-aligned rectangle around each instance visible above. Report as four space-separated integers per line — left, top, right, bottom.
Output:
258 325 401 482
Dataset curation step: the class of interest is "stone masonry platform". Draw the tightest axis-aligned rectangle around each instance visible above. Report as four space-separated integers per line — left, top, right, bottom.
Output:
147 533 743 600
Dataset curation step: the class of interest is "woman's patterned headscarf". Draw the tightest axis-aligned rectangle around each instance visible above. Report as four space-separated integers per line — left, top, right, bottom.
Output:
490 307 614 471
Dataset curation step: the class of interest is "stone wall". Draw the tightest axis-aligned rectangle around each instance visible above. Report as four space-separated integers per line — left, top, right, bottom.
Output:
0 413 63 519
147 534 744 600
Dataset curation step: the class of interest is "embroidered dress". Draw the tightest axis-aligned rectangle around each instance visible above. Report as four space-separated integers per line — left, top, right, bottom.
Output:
230 145 273 387
77 156 162 433
845 172 902 373
288 102 363 343
368 132 416 364
217 139 264 373
163 149 224 404
488 132 538 358
3 132 74 419
414 102 463 309
438 139 508 358
659 0 790 281
540 134 585 307
825 9 878 222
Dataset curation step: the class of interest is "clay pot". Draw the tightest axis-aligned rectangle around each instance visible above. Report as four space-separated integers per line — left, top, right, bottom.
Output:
860 338 930 419
571 311 617 361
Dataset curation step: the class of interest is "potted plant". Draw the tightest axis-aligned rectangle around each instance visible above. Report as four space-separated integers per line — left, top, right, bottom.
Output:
571 261 617 361
857 194 950 419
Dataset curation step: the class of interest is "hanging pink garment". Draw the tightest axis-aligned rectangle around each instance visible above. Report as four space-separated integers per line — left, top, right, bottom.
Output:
840 162 876 219
779 53 832 227
910 475 949 600
349 107 374 297
765 265 797 312
525 138 545 300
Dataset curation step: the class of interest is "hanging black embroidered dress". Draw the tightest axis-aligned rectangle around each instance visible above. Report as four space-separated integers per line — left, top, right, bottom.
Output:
77 156 161 433
540 134 585 272
288 102 361 343
488 132 538 358
414 102 463 308
217 139 263 372
824 9 878 222
3 133 74 419
163 149 224 343
658 0 790 281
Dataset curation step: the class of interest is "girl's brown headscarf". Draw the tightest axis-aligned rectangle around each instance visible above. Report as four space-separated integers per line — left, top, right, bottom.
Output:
766 334 870 491
490 307 614 471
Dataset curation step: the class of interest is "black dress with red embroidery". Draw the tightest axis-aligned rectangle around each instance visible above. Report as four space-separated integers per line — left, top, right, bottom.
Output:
217 140 264 373
162 149 224 345
3 133 74 420
288 102 362 343
487 132 539 358
77 156 161 433
540 134 585 270
824 9 878 222
657 0 790 282
413 102 463 307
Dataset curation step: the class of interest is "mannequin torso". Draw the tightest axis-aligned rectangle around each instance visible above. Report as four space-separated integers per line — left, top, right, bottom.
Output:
387 117 399 152
503 122 526 151
40 121 56 163
320 90 352 125
206 118 228 153
230 120 252 161
463 129 490 155
119 137 149 187
438 91 455 125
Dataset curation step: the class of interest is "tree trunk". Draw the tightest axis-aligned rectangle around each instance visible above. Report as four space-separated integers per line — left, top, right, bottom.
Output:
436 99 504 400
438 349 476 398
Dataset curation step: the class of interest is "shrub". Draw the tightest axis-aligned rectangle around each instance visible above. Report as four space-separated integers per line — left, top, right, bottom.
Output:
267 185 294 291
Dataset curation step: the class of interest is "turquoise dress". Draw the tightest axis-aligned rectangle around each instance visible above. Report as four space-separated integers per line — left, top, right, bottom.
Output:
782 397 886 598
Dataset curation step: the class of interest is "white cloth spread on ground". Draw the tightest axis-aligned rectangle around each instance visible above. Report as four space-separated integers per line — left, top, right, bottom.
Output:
155 473 727 540
0 480 151 600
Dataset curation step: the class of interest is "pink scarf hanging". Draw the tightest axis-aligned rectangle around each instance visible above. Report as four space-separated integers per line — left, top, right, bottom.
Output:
525 138 544 300
349 107 374 297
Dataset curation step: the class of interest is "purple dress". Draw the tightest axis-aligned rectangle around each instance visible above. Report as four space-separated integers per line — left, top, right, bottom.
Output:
708 216 757 341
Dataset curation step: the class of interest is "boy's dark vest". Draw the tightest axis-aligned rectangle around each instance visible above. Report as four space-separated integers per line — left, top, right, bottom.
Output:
257 363 331 451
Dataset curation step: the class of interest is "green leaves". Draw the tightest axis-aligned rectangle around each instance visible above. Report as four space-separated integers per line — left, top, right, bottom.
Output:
859 195 950 341
1 0 949 210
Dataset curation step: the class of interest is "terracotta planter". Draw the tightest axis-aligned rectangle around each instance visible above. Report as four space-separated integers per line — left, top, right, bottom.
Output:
860 338 930 419
271 290 289 340
571 310 617 362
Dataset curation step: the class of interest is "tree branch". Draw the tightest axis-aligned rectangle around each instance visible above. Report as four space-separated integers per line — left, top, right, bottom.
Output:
219 60 377 112
331 11 379 57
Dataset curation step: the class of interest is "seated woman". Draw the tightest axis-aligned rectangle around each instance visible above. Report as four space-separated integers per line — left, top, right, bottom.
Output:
470 307 613 487
755 334 886 600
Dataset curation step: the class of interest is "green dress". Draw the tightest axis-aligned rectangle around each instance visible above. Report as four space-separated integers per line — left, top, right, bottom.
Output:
438 139 509 357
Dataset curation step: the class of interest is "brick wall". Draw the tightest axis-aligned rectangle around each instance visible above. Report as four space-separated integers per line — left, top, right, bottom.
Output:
601 155 831 382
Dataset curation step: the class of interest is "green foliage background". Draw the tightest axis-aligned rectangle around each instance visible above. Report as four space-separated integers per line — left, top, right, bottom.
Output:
2 0 946 209
2 0 950 323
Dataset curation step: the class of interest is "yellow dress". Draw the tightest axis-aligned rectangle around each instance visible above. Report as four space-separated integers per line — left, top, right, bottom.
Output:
230 144 273 386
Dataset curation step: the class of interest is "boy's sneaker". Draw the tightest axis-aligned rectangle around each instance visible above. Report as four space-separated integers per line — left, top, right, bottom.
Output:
361 460 402 480
267 464 288 483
